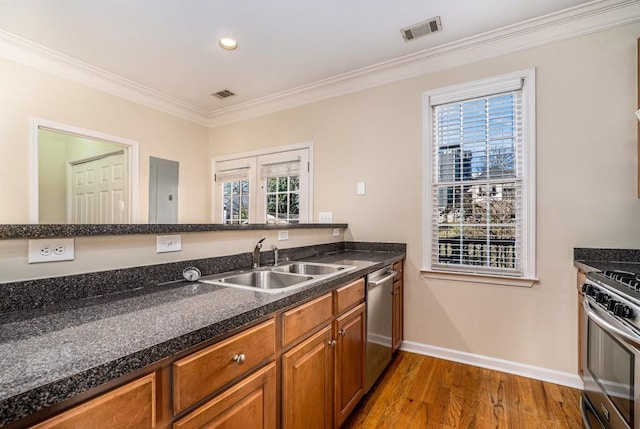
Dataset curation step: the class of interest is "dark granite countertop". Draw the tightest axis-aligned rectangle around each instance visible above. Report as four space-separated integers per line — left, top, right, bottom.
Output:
0 247 404 427
574 248 640 275
0 223 348 240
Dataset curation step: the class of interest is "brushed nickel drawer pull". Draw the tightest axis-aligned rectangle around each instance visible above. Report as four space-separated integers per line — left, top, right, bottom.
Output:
339 329 346 336
233 353 246 364
328 340 336 347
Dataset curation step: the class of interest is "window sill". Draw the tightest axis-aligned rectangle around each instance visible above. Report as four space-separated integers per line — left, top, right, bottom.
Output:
421 269 538 287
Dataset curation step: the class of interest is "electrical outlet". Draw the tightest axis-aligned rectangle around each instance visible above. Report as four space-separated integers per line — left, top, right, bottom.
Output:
278 230 289 241
333 228 340 237
318 212 333 223
157 234 182 253
28 239 75 263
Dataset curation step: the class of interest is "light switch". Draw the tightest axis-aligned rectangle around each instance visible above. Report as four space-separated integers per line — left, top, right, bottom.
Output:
319 212 333 223
357 182 366 195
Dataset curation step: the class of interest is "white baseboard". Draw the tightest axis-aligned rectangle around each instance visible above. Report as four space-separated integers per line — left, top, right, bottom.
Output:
400 340 584 390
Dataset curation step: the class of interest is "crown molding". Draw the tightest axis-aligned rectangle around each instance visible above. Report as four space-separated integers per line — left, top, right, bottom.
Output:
0 30 211 126
1 0 638 129
208 0 640 127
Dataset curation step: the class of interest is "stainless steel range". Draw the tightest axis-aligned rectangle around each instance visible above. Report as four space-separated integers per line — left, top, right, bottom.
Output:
581 270 640 429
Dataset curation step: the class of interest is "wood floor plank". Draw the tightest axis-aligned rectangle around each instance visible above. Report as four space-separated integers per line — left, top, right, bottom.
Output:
343 351 582 429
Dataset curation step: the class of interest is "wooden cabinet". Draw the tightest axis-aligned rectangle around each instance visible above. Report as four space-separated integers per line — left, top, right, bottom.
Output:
282 293 333 348
27 272 381 429
173 363 276 429
31 373 156 429
334 303 365 428
172 319 275 414
282 325 334 429
281 278 366 429
392 260 404 353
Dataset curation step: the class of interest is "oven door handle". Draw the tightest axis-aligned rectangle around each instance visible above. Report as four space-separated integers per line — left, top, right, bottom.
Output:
583 299 640 345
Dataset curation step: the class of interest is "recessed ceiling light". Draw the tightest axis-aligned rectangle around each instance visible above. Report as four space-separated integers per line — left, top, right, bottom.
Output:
218 38 238 50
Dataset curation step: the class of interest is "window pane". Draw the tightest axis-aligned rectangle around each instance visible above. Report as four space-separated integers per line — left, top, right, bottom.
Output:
278 177 288 192
278 193 288 218
432 86 524 274
266 194 276 222
223 183 231 196
489 183 517 224
289 193 299 216
290 175 299 191
267 177 277 192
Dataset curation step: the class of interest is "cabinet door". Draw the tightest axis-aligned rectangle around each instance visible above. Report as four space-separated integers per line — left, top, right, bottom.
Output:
334 303 365 428
282 325 334 429
173 363 276 429
31 373 155 429
392 278 403 353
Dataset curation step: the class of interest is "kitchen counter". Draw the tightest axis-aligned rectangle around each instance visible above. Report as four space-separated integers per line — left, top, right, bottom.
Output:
574 247 640 274
0 246 404 427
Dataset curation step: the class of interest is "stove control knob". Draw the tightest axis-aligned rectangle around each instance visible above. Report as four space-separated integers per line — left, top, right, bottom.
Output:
613 303 634 318
581 283 589 293
607 300 618 312
595 292 609 304
587 286 598 297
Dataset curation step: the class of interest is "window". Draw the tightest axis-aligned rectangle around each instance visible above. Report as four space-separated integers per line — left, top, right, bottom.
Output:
216 162 252 224
423 69 535 279
212 145 312 224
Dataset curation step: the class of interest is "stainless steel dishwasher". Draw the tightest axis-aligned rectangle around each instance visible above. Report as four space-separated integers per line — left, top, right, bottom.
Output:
365 265 396 393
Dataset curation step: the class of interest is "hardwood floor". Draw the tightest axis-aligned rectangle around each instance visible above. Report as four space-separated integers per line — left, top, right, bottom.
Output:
342 351 582 429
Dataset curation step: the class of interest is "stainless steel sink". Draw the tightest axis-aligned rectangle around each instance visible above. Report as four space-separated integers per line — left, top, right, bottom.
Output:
271 261 348 275
199 261 357 293
216 270 313 290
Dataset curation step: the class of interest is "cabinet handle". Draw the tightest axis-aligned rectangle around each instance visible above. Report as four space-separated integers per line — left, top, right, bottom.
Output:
328 340 336 347
233 353 246 365
339 329 346 336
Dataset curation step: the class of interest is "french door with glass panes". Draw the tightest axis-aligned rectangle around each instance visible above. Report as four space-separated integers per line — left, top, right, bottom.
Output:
213 147 310 224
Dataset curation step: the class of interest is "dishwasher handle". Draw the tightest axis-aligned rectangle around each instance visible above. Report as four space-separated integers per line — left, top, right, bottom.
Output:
368 271 397 287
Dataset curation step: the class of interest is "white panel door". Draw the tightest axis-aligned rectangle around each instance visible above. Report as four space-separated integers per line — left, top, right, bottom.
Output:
70 153 128 224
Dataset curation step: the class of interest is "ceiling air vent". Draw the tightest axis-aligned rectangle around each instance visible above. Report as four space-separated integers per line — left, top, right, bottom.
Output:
400 16 442 42
211 89 235 99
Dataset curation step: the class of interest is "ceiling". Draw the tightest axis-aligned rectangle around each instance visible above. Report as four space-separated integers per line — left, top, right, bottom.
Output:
0 0 633 123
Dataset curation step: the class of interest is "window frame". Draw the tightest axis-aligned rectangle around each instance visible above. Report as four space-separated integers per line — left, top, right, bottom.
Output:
422 69 536 284
211 142 313 224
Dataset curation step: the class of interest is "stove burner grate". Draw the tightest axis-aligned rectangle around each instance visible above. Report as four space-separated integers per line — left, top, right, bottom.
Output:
602 270 640 291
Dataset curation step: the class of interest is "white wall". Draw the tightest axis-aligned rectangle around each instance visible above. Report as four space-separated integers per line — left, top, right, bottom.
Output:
209 23 640 376
0 56 210 224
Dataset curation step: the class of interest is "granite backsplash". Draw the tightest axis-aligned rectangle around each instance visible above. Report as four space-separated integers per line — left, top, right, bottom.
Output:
0 241 406 314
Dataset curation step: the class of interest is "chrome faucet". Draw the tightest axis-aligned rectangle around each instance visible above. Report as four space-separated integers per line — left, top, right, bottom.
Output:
253 237 266 268
271 245 279 266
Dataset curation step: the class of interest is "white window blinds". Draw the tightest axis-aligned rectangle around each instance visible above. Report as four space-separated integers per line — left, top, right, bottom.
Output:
259 158 301 178
429 84 525 276
216 165 250 182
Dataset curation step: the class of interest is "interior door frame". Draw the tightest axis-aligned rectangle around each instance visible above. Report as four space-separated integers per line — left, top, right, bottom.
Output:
29 117 139 224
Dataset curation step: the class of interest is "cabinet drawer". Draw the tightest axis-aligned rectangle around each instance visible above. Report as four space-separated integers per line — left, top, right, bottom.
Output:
173 363 276 429
334 278 365 314
282 293 332 347
32 373 156 429
173 318 275 414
